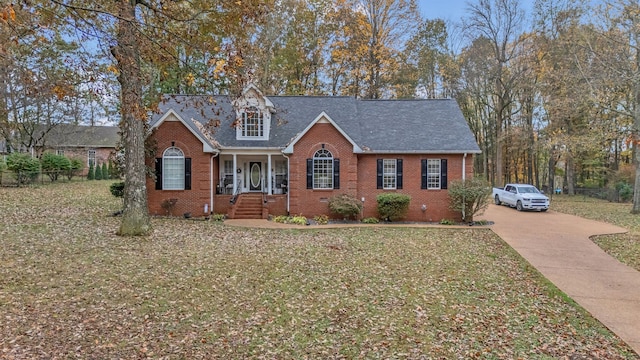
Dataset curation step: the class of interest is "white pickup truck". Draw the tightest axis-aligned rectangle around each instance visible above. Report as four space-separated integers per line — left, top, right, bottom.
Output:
492 184 550 211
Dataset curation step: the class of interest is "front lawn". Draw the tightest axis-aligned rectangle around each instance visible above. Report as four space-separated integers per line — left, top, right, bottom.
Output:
0 182 636 358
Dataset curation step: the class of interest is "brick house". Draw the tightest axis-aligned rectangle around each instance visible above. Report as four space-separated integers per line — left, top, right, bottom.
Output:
146 85 481 221
41 125 119 176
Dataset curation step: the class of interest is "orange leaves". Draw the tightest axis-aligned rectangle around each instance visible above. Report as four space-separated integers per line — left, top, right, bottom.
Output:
106 64 119 75
52 85 68 100
1 3 16 22
185 72 195 86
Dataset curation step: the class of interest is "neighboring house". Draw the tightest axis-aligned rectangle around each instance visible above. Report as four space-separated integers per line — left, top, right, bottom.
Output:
147 85 481 221
40 125 120 175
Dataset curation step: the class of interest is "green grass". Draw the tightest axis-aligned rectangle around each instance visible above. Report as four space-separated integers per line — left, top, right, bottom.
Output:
0 182 636 358
551 195 640 272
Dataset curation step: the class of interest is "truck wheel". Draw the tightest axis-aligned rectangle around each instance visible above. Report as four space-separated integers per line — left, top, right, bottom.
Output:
516 201 523 211
494 195 501 205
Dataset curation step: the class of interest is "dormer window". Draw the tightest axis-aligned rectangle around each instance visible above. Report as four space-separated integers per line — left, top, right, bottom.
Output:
241 106 263 138
233 85 273 140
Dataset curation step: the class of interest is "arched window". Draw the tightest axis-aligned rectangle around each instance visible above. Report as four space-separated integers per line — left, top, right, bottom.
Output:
242 106 263 137
313 149 333 189
163 147 185 190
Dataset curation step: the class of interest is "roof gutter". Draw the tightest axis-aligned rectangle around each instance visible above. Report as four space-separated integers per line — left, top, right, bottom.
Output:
361 150 482 155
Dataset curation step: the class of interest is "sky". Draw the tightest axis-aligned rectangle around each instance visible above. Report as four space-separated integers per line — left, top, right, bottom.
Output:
418 0 535 22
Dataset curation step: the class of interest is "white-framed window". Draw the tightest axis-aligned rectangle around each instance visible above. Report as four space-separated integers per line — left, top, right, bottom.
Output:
56 149 65 156
163 147 185 190
313 149 333 189
427 159 441 189
241 106 263 138
87 149 96 167
382 159 397 189
223 160 233 175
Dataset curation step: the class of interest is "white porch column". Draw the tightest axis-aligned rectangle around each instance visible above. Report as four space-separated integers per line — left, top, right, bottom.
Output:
233 154 238 194
267 154 272 194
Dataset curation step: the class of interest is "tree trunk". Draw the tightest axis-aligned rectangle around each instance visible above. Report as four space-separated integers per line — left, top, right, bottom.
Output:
566 155 575 196
113 0 151 236
631 23 640 214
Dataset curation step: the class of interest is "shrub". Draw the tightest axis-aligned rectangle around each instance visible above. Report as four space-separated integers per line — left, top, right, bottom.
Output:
448 177 491 222
87 163 95 180
289 215 308 225
67 158 84 180
40 153 71 182
6 153 40 186
273 215 308 225
376 193 411 221
328 194 362 219
314 214 329 225
94 163 103 180
211 213 226 222
109 181 125 198
102 163 110 180
161 198 178 215
616 181 633 202
362 217 379 224
439 218 456 225
273 215 289 223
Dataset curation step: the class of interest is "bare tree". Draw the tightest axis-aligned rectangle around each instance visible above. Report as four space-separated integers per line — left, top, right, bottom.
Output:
464 0 527 186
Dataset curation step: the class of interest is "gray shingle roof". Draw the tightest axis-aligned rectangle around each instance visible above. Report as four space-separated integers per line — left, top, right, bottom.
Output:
151 94 480 154
45 125 120 148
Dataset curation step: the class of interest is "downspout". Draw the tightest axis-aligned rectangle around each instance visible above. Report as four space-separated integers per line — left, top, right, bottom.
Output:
462 153 467 221
210 152 219 216
462 153 467 181
282 152 290 214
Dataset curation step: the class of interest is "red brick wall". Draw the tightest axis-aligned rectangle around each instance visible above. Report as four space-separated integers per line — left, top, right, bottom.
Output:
40 147 114 176
286 122 475 222
146 120 213 217
149 117 476 222
357 154 474 222
288 122 359 218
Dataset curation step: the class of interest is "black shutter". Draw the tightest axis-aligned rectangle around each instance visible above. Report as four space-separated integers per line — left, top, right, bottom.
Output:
333 159 340 189
376 159 383 189
441 159 448 189
306 158 313 189
396 159 403 189
421 159 427 189
184 158 192 190
155 158 162 190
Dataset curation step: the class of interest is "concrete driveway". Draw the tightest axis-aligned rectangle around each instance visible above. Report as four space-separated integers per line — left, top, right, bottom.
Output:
479 204 640 355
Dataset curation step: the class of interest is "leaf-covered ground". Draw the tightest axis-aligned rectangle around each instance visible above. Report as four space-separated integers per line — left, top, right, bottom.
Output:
551 195 640 272
0 182 637 359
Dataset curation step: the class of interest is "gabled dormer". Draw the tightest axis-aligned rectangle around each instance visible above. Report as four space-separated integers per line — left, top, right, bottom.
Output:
232 84 274 141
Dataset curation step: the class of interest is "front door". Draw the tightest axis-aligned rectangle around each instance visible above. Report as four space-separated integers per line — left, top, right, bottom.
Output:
249 162 262 191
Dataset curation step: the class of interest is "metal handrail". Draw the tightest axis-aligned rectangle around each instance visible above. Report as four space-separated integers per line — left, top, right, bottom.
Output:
230 179 242 204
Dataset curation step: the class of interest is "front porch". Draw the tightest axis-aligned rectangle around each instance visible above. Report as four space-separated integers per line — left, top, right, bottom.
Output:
215 152 289 219
216 153 288 196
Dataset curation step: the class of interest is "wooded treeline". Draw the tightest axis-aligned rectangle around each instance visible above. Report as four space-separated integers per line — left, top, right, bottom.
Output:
1 0 638 235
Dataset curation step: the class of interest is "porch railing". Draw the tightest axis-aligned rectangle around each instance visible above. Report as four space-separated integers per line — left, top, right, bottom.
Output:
229 179 242 204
